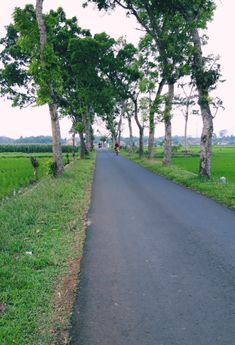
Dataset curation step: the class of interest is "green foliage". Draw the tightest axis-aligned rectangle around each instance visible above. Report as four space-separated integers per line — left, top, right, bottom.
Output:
172 144 183 153
74 122 85 134
193 66 220 93
47 161 58 178
30 157 39 168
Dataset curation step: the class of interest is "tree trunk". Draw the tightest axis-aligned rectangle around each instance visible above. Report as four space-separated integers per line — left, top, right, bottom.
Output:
117 109 123 146
72 132 76 160
148 80 164 159
127 113 134 152
133 98 144 158
184 108 189 153
89 125 94 151
191 27 213 178
85 112 93 152
36 0 64 176
48 104 64 176
35 0 46 50
112 134 117 149
198 104 213 178
85 126 92 152
163 83 174 166
33 166 39 179
148 108 155 159
79 131 87 159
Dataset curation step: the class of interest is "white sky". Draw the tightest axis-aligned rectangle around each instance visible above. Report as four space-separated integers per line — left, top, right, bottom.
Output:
0 0 234 139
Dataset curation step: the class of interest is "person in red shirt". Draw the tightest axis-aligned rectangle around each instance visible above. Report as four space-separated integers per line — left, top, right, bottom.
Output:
114 142 120 155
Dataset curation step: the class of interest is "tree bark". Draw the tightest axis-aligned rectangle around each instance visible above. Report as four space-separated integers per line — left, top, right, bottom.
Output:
48 104 64 175
184 107 189 153
127 112 134 152
36 0 64 176
133 98 144 158
35 0 46 51
163 83 174 166
117 108 123 146
191 27 213 178
89 125 94 151
148 107 155 159
72 132 76 160
112 134 117 149
148 80 164 159
84 111 93 152
79 131 87 159
85 125 92 152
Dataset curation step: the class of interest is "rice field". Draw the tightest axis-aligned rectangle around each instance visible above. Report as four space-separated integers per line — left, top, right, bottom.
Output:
0 153 73 199
0 155 50 199
171 146 235 183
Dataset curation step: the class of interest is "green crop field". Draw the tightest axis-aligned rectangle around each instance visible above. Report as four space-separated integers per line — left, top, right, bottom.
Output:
0 156 49 199
172 146 235 183
0 153 74 200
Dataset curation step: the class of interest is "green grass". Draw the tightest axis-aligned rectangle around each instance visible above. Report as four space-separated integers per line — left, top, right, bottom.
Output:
171 146 235 183
121 146 235 210
0 153 75 200
0 154 96 344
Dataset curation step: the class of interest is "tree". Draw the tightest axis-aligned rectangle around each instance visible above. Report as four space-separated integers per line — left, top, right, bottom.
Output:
35 0 64 175
69 127 77 160
123 101 135 152
86 0 220 176
0 3 64 175
219 129 228 138
138 36 165 159
92 33 141 150
159 0 220 177
86 0 195 165
175 80 198 152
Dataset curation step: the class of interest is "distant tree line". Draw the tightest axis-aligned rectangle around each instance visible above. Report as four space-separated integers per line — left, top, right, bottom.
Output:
103 135 235 149
0 136 67 145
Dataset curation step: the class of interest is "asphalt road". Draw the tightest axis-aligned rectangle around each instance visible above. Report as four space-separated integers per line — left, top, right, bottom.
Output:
70 149 235 345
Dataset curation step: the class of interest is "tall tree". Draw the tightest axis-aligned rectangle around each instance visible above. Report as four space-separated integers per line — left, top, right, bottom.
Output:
166 0 219 176
87 0 193 165
93 33 141 150
87 0 219 175
0 3 64 175
35 1 64 175
174 80 197 152
138 37 165 159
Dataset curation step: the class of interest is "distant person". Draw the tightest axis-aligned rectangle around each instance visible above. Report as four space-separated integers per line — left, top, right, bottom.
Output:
114 142 120 155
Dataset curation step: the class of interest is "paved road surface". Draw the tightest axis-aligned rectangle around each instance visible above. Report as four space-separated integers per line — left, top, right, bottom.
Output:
70 150 235 345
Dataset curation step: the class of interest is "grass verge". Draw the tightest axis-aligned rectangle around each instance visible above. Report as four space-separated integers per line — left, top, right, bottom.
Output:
0 153 96 344
121 150 235 211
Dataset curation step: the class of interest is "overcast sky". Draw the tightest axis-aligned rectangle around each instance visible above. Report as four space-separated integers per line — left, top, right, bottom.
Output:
0 0 234 138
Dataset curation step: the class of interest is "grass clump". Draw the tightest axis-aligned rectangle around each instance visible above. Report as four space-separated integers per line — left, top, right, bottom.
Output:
0 154 95 344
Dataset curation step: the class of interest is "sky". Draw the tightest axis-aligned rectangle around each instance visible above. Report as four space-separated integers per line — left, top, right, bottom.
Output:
0 0 234 139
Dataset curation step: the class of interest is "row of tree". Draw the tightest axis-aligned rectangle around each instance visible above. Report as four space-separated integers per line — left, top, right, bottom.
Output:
0 0 221 178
